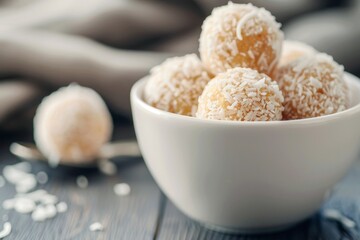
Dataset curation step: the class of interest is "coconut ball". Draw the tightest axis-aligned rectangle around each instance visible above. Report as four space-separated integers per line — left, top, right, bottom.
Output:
199 2 283 76
276 53 349 120
278 40 316 67
34 85 113 165
144 54 212 116
196 67 284 121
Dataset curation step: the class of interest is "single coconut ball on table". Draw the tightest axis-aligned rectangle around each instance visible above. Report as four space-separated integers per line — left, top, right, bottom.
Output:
199 2 283 76
34 84 113 165
278 40 317 67
144 54 212 116
196 67 284 121
275 52 349 120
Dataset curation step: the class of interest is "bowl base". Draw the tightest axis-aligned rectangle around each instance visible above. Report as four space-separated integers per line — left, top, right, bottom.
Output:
200 221 298 235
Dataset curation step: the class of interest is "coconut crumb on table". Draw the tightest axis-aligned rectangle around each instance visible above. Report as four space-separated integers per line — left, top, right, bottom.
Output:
113 183 131 196
3 164 37 193
36 171 48 184
323 209 356 229
89 222 104 232
76 175 89 189
0 222 11 239
1 162 68 224
56 202 68 213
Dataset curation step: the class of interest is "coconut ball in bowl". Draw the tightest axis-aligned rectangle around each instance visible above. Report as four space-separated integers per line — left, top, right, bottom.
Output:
276 52 349 120
278 40 317 67
196 67 284 121
34 84 113 165
199 2 283 76
131 71 360 233
144 54 212 117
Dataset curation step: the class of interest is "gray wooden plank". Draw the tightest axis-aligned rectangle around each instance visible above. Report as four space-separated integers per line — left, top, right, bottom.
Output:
0 124 162 240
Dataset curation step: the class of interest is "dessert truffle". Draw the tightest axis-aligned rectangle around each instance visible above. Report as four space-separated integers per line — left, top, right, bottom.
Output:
199 2 283 76
144 54 212 116
278 40 316 67
34 85 113 165
276 53 348 119
196 67 284 121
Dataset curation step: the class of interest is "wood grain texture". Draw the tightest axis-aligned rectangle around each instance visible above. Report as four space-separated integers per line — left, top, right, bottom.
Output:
0 124 162 240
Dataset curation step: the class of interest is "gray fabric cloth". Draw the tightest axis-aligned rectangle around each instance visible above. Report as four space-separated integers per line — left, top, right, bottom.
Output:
0 0 359 130
0 0 201 128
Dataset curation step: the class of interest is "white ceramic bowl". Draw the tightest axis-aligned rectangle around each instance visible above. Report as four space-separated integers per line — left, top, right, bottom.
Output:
131 73 360 233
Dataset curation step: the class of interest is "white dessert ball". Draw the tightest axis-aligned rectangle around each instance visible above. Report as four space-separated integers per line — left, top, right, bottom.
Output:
278 40 316 67
144 54 212 116
34 84 113 165
196 67 284 121
276 52 349 120
199 2 283 76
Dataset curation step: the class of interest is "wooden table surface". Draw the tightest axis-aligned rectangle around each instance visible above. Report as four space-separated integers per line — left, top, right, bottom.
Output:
0 123 358 240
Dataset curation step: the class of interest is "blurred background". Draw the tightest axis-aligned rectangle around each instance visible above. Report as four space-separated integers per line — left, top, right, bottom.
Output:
0 0 359 133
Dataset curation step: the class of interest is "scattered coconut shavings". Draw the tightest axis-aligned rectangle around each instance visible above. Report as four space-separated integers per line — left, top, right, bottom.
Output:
2 200 15 210
12 162 31 172
1 163 67 224
3 164 37 193
98 161 117 176
0 222 11 239
323 209 356 229
113 183 131 196
0 176 5 188
44 205 57 219
14 198 36 214
89 222 104 232
56 202 68 213
76 176 88 189
36 172 48 184
31 206 48 222
31 204 57 222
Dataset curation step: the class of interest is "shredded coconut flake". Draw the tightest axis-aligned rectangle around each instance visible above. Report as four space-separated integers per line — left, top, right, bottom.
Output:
323 209 356 229
3 164 37 193
36 172 48 184
114 183 131 196
1 163 66 224
56 202 68 213
0 222 11 239
98 161 117 176
89 222 104 232
76 175 88 189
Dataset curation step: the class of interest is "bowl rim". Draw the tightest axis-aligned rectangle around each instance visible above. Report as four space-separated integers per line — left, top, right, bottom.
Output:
131 72 360 126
